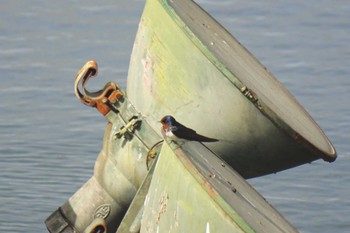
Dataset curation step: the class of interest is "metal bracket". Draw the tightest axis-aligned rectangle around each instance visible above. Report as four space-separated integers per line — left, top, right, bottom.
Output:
240 86 263 111
114 116 142 141
74 60 124 116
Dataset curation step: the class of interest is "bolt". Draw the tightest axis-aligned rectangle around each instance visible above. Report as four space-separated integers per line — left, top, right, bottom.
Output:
101 97 108 104
110 98 118 104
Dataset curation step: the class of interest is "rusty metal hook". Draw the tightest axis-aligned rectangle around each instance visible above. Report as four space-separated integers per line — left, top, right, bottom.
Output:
74 60 123 115
75 60 115 106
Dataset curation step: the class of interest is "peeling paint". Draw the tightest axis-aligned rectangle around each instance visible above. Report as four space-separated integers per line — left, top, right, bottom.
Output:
156 191 169 222
141 51 155 95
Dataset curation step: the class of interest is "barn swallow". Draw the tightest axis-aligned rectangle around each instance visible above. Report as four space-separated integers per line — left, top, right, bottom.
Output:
160 115 218 142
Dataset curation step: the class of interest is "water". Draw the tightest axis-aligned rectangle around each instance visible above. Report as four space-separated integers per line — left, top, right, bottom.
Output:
0 0 349 232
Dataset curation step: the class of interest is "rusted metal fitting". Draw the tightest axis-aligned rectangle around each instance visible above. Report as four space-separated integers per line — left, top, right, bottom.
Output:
83 218 107 233
240 86 258 104
240 85 263 111
74 60 124 115
146 140 164 170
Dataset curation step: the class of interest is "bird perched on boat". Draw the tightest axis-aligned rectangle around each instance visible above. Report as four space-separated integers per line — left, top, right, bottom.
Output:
160 115 218 142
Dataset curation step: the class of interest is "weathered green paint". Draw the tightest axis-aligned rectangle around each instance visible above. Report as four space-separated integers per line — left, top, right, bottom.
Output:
141 141 251 233
116 151 159 233
46 0 336 231
47 83 298 232
141 140 299 232
46 93 163 233
127 0 336 178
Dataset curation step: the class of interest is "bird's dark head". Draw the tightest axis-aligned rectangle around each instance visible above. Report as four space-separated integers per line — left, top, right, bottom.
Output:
160 115 176 126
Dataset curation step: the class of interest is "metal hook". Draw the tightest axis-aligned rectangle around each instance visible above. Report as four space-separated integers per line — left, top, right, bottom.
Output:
146 140 164 170
74 60 123 115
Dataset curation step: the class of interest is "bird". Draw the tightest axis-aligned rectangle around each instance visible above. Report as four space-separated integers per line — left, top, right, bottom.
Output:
160 115 218 142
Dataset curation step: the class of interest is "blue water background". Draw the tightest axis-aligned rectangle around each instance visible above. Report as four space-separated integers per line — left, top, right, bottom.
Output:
0 1 349 232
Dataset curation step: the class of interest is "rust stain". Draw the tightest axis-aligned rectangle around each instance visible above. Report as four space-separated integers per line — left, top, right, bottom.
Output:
156 191 169 223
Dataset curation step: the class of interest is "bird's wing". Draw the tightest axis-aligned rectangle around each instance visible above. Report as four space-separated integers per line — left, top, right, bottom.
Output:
172 125 218 142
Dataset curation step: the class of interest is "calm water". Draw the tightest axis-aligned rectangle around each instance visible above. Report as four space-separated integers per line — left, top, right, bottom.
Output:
0 1 349 232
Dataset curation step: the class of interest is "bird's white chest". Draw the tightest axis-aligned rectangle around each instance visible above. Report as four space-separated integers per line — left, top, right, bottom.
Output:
164 128 177 140
163 128 187 144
